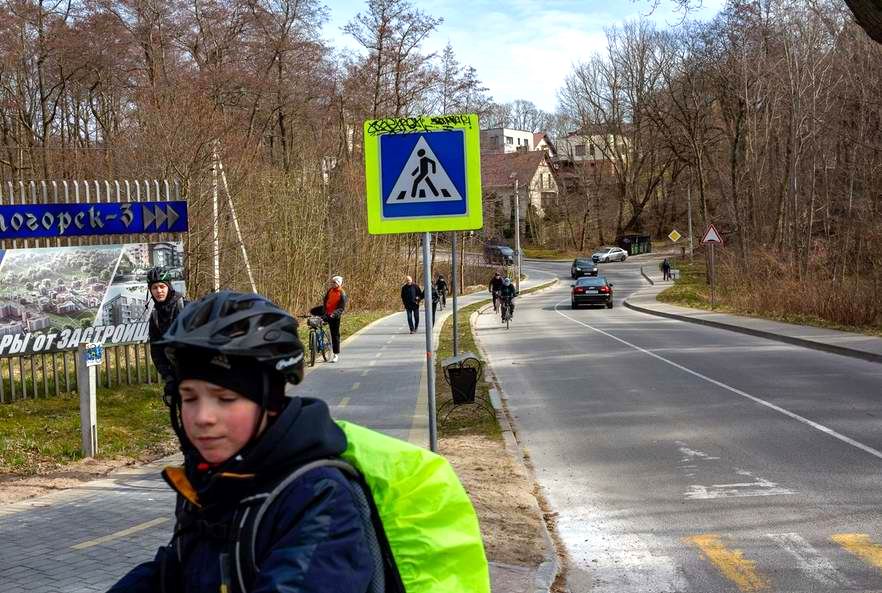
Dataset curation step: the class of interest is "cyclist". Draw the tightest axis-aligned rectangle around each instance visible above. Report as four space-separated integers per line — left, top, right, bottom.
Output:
146 266 186 404
107 291 374 593
499 277 517 320
309 275 347 363
435 274 448 309
488 271 504 312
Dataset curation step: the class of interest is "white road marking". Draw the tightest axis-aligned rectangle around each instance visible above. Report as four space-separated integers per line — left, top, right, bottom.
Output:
676 442 721 462
555 301 882 462
361 369 370 377
351 382 360 391
368 360 377 367
685 474 793 499
767 532 851 588
375 352 382 358
337 397 351 408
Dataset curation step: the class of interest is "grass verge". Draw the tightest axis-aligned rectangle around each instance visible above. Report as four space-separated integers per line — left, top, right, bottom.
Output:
435 300 501 439
523 247 583 260
658 259 882 337
0 383 176 475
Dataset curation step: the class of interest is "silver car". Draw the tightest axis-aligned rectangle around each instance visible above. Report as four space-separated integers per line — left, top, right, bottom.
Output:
592 246 628 263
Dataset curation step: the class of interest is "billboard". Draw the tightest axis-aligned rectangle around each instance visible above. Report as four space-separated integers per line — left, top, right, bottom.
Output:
0 242 185 355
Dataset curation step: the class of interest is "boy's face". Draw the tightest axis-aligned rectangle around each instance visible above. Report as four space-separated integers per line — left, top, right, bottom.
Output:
179 379 267 464
150 282 169 302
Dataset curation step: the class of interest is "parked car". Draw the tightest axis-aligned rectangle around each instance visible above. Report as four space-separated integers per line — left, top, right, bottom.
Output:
571 258 598 278
484 244 514 265
571 276 614 309
592 246 628 263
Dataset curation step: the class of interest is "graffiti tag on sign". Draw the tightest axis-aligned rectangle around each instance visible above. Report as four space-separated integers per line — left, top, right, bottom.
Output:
365 114 474 137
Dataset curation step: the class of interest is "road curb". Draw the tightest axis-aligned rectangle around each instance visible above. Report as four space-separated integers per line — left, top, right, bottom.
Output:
639 265 655 285
623 296 882 365
470 310 560 593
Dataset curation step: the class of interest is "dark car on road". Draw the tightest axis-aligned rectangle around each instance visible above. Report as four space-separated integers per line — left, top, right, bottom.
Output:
571 258 598 278
571 276 614 309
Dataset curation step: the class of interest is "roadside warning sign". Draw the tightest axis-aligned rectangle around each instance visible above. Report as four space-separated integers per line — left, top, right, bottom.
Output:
701 224 723 245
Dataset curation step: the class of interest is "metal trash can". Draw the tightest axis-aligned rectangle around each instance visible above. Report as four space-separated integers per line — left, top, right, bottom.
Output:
440 352 493 422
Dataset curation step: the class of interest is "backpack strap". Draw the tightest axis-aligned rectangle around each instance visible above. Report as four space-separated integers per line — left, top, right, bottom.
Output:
233 459 404 593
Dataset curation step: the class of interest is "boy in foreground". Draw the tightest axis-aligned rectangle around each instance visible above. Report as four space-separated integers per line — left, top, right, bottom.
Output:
108 291 373 593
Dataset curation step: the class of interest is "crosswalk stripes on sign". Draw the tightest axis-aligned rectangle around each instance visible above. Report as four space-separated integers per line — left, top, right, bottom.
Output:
384 136 462 204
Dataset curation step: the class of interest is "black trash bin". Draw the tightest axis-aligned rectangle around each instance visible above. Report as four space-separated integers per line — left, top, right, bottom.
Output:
447 366 478 404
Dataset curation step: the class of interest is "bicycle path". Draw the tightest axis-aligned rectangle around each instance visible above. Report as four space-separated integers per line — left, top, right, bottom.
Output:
0 270 556 593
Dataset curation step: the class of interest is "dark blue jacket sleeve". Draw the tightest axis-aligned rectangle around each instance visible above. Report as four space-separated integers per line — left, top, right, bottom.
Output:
252 468 373 593
106 545 179 593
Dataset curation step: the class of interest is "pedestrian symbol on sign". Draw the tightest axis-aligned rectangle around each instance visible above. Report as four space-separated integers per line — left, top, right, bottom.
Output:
385 136 462 205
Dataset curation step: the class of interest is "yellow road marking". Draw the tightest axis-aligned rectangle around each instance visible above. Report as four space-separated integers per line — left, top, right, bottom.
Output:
361 369 370 377
833 534 882 569
338 397 351 408
72 517 168 550
351 382 360 391
686 534 771 592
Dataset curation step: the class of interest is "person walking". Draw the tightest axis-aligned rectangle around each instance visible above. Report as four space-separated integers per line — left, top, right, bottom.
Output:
401 275 424 334
146 267 186 404
310 275 347 363
661 258 672 281
435 274 448 310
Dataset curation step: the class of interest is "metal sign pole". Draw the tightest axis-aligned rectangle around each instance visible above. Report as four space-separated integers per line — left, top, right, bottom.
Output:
687 185 694 261
423 232 438 451
77 344 98 458
710 243 716 310
451 231 458 357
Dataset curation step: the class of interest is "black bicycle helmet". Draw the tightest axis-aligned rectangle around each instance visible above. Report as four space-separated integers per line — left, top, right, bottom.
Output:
159 290 305 387
147 266 173 286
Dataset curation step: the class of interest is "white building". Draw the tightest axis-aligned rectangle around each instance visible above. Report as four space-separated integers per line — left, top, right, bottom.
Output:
480 128 535 154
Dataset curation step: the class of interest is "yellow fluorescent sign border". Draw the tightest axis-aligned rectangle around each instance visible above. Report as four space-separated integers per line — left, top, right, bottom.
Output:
364 114 483 235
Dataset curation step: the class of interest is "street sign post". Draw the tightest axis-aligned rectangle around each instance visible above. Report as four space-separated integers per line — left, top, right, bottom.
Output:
701 224 723 309
78 342 102 457
364 114 483 452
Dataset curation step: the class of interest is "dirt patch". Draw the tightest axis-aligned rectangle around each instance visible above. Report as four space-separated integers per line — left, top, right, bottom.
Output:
0 443 177 506
440 434 548 566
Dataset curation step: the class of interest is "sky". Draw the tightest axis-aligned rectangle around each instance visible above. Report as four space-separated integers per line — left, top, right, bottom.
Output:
322 0 727 113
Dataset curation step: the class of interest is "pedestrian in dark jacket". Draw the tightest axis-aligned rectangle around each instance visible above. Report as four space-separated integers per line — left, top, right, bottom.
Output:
661 258 672 281
107 291 374 593
310 275 347 363
431 285 440 323
146 267 186 404
401 275 424 334
435 274 448 309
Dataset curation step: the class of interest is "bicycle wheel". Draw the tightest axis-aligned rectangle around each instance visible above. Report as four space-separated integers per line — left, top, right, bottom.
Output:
308 330 317 367
320 329 332 361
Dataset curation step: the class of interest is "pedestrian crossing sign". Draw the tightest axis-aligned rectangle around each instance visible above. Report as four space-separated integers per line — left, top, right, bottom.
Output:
363 114 483 234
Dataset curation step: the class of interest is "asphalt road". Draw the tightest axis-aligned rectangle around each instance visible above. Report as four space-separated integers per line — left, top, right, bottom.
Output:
477 258 882 593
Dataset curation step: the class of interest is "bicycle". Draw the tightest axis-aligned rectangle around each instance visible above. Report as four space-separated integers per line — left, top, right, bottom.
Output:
301 315 333 367
500 298 513 330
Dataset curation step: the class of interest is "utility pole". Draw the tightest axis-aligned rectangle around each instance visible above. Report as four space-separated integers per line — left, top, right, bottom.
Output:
211 142 221 292
513 177 522 291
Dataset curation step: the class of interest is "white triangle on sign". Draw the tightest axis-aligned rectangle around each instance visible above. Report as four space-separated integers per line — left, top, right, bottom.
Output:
701 224 723 244
384 136 462 204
